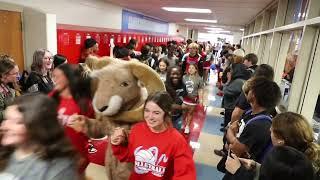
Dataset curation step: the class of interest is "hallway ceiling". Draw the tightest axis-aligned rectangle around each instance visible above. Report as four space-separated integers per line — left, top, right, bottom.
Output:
105 0 274 32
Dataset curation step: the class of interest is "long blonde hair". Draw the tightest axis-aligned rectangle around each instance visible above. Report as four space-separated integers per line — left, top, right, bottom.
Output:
272 112 320 172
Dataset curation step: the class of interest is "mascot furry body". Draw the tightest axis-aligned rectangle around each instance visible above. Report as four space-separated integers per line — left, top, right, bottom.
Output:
82 56 165 180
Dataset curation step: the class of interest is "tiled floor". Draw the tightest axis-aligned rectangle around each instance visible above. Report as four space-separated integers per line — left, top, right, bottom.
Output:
193 70 225 179
85 70 225 179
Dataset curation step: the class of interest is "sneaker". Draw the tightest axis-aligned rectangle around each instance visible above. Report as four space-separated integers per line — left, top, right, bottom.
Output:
214 149 225 157
184 125 190 134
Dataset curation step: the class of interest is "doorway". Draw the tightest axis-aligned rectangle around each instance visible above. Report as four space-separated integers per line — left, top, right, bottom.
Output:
0 10 24 71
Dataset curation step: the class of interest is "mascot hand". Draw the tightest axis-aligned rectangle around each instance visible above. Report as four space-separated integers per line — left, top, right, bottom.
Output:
67 114 88 134
111 127 125 145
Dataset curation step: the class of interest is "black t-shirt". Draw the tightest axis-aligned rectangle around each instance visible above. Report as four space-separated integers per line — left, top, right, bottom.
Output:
166 83 187 117
238 111 272 162
235 92 251 111
25 72 54 94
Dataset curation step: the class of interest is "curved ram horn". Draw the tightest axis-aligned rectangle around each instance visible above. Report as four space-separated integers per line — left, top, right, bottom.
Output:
85 55 114 70
108 61 166 122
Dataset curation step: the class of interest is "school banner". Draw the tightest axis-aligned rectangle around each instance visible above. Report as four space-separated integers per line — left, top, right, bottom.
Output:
122 9 169 34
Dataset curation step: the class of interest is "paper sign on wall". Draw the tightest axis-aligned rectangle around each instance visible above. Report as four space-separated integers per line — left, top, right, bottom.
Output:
95 34 101 43
75 33 81 45
123 36 127 43
117 35 121 43
103 34 108 44
62 33 69 45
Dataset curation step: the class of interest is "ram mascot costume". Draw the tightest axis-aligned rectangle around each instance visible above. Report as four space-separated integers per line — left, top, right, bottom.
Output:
82 56 165 180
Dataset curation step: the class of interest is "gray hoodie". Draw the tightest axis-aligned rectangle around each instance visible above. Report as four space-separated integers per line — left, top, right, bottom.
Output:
223 63 250 109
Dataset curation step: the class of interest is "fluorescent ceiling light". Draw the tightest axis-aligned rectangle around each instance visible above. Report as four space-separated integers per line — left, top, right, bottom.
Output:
162 7 211 13
185 18 217 23
205 27 223 31
240 28 244 31
208 30 230 34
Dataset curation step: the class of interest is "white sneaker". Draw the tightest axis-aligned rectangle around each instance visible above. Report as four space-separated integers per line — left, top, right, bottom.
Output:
184 125 190 134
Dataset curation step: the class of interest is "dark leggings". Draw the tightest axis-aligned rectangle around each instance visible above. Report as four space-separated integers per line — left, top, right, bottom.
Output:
223 109 233 127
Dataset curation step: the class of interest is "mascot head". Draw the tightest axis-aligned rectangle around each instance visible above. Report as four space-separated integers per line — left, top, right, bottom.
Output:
83 56 165 122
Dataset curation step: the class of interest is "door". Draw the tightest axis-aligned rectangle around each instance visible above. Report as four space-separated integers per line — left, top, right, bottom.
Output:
0 10 24 71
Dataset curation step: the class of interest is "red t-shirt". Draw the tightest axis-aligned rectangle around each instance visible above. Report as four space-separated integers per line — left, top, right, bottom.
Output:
112 122 196 180
48 91 94 173
183 53 200 73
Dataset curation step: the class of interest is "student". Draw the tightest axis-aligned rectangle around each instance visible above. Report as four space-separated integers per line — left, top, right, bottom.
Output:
203 45 214 84
111 91 196 180
165 66 188 131
220 77 281 180
226 146 315 180
222 63 250 130
152 46 162 64
225 112 320 179
126 39 139 59
0 54 21 96
243 53 258 75
156 58 169 82
0 94 78 180
49 64 94 174
114 46 131 61
229 64 275 125
181 43 201 74
25 48 54 94
164 42 179 67
182 64 204 134
259 146 315 180
80 38 99 63
53 54 68 68
138 45 156 70
0 57 19 122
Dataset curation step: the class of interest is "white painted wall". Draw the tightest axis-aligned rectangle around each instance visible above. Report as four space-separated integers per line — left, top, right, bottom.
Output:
0 1 23 12
178 25 188 39
198 33 234 44
233 32 243 45
168 23 188 38
23 8 48 70
46 14 57 55
0 0 122 29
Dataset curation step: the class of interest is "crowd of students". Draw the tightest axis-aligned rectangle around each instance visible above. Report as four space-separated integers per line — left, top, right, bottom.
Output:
212 43 320 180
0 37 319 180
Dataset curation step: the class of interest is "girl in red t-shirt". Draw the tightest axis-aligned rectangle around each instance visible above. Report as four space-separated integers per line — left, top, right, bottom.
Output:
49 63 94 175
111 91 196 180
